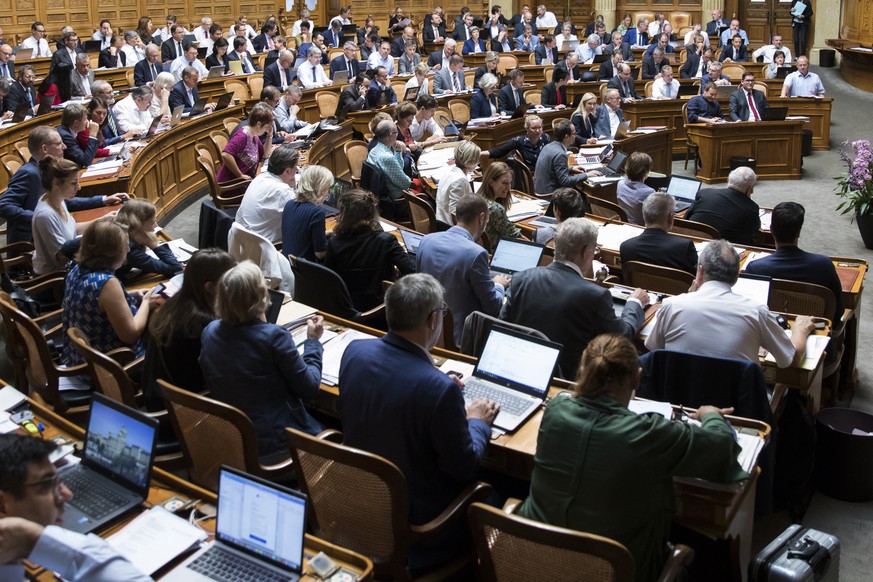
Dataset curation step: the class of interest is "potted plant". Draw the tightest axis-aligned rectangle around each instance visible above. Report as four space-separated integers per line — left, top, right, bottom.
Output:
835 139 873 248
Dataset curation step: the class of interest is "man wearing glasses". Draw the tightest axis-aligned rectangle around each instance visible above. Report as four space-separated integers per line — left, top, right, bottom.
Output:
0 434 150 581
20 22 52 58
729 72 769 121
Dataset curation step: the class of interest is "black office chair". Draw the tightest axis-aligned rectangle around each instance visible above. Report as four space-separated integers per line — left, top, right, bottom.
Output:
289 255 386 327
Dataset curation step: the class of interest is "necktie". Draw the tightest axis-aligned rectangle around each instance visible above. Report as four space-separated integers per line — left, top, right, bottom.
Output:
280 67 286 88
243 58 250 74
556 87 562 105
747 91 760 121
108 110 118 135
312 66 317 82
26 87 33 108
268 36 274 50
152 63 159 80
177 42 183 58
513 89 519 108
452 72 460 92
347 59 353 77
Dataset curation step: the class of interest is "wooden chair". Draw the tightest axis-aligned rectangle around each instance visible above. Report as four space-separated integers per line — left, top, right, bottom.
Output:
286 427 492 580
1 153 22 183
14 140 29 162
671 217 719 239
247 72 264 99
315 90 339 119
497 54 518 74
523 89 541 106
403 190 437 234
196 155 249 210
512 153 538 198
448 99 470 124
588 195 628 222
391 80 408 98
753 81 768 94
721 63 746 79
125 68 135 88
222 117 240 135
289 255 386 325
469 502 694 582
209 130 229 157
159 380 294 491
681 101 699 170
644 80 654 98
434 107 453 131
622 261 695 296
223 78 251 102
343 140 369 188
464 69 476 88
195 145 218 173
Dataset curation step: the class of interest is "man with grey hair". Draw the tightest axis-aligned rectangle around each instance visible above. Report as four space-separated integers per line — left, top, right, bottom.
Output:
427 37 456 70
575 33 602 64
298 46 331 88
328 41 360 81
274 84 308 133
620 192 698 273
121 30 144 63
113 85 155 133
193 16 213 42
366 119 410 201
133 43 161 86
338 272 497 571
69 52 93 98
501 217 648 376
263 49 295 91
646 239 815 367
686 166 761 245
236 145 300 242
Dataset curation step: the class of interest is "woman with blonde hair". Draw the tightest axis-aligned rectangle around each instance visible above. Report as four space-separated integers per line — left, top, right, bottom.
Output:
114 199 182 277
405 62 430 97
571 92 600 144
149 72 175 120
281 165 333 261
480 161 521 250
435 140 480 225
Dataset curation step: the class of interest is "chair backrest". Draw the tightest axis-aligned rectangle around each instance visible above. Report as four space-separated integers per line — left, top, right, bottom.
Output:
66 328 138 408
644 80 654 98
513 151 535 195
222 117 240 135
196 155 234 209
599 81 609 103
497 54 518 75
622 261 694 296
315 91 339 119
464 69 476 88
247 73 264 99
448 98 470 124
210 130 229 157
125 68 135 88
158 379 263 491
1 153 22 183
285 427 411 579
523 89 541 106
361 159 389 202
721 63 746 79
588 195 628 222
343 140 369 185
227 222 286 287
671 217 719 239
391 80 407 98
195 144 216 170
223 78 250 102
289 255 361 320
768 279 836 319
14 140 30 162
753 81 768 94
469 502 635 582
403 190 437 234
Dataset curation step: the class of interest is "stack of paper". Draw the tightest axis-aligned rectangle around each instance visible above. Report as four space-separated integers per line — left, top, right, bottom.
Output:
628 399 673 419
82 159 123 179
740 251 772 271
0 386 26 434
320 330 379 385
108 506 207 575
597 223 643 250
145 238 197 263
507 199 544 222
736 432 766 473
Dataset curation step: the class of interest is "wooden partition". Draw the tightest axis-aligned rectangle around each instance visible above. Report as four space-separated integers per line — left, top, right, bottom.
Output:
0 111 62 190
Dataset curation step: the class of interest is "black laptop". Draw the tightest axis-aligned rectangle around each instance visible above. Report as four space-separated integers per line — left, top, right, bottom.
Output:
509 102 533 119
82 39 102 53
666 174 703 212
593 149 629 177
8 101 30 123
59 393 159 533
775 66 797 79
35 94 55 116
213 91 235 111
186 97 208 117
762 107 788 121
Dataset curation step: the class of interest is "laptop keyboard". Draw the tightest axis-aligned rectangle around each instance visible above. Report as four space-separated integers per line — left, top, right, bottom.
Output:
464 378 533 416
62 468 130 520
187 545 293 582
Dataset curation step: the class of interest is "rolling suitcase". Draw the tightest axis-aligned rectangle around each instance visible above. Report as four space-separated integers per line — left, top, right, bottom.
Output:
751 525 840 581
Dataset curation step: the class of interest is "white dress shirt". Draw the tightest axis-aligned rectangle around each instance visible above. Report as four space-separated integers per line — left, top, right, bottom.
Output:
535 12 558 28
92 31 112 50
236 171 296 242
227 24 257 40
297 60 329 88
652 77 680 99
752 44 792 64
113 94 153 133
367 53 395 75
21 36 52 58
193 26 210 42
121 44 144 64
410 115 443 140
170 55 208 81
405 76 429 97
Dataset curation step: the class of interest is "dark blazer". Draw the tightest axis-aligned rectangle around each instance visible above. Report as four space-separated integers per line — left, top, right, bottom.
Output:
490 37 514 52
422 22 447 43
641 55 669 79
100 109 124 145
729 88 768 121
514 21 538 39
706 20 728 37
598 59 620 80
685 187 761 245
0 60 14 79
462 39 488 54
160 38 185 63
322 29 344 49
133 59 163 86
680 52 707 79
328 55 360 80
607 75 640 99
453 25 472 42
500 261 645 377
534 44 558 65
227 50 261 72
366 83 397 108
58 124 97 168
620 228 698 275
719 43 749 62
426 49 449 68
49 47 84 72
169 80 198 112
5 81 37 113
98 48 126 69
251 33 273 53
572 111 599 142
540 82 567 107
498 83 526 113
473 64 495 88
205 52 230 72
0 159 104 244
470 89 498 118
604 41 634 61
336 84 367 116
553 60 582 82
262 60 292 89
390 35 409 58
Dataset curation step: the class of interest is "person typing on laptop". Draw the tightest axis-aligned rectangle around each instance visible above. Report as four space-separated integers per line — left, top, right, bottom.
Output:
0 434 150 581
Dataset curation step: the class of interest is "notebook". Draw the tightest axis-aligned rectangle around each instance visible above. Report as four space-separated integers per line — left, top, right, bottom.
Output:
35 94 55 116
775 66 797 79
666 175 702 212
59 393 159 533
228 59 244 75
489 238 546 277
163 467 308 582
732 272 771 306
463 325 562 432
399 228 425 256
509 102 533 120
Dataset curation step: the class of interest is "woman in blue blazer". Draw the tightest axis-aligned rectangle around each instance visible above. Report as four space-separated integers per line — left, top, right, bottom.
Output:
462 27 488 54
470 73 500 118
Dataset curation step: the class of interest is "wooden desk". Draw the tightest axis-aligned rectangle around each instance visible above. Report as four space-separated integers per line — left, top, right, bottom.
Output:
95 67 132 91
18 57 51 79
306 121 354 180
20 396 374 582
686 120 803 183
297 84 344 123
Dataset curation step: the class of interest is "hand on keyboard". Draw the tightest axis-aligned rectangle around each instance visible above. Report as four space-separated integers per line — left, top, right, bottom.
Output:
466 397 500 424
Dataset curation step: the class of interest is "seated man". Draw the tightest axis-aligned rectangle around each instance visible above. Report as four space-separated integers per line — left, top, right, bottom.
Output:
719 19 749 47
235 146 299 243
651 65 679 99
620 192 698 274
0 434 150 581
646 239 815 367
641 47 669 80
685 166 761 245
433 55 467 94
366 119 410 203
780 56 825 97
607 63 639 101
497 69 527 114
575 33 602 64
700 60 731 91
297 46 331 89
554 51 582 83
483 114 552 169
417 195 509 346
338 273 497 571
169 42 209 82
593 88 626 138
746 201 843 322
366 40 395 75
729 72 768 121
719 34 749 62
426 39 456 70
169 66 215 114
534 119 601 196
501 217 648 376
366 66 397 107
686 82 724 123
336 73 369 116
539 67 568 108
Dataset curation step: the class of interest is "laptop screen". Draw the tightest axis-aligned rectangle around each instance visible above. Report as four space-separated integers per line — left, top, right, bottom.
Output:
490 239 545 274
82 394 157 492
732 273 771 306
666 175 702 203
400 229 424 254
216 468 307 572
607 150 628 173
475 326 561 397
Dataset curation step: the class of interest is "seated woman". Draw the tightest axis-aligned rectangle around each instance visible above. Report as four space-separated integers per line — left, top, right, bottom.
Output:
517 334 746 582
142 248 235 410
199 261 325 460
282 164 333 262
435 140 480 225
149 72 175 120
57 103 99 168
405 62 430 97
616 151 654 225
473 52 500 88
481 161 522 251
765 50 786 79
395 101 421 156
61 220 156 365
216 103 274 187
114 199 183 278
36 65 71 107
571 92 600 145
81 98 137 158
470 73 499 119
398 41 421 75
325 189 416 310
462 27 487 54
534 188 587 245
205 38 231 72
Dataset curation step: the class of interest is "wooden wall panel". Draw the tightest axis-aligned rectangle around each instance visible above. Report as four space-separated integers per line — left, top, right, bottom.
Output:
841 0 873 44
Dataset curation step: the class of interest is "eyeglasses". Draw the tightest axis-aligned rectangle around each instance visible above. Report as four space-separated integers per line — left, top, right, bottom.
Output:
25 473 63 496
432 303 450 316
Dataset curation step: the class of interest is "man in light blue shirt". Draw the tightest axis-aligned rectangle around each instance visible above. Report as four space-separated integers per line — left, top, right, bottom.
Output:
720 20 749 47
367 40 394 75
780 56 825 97
575 34 603 64
366 120 410 200
169 43 208 81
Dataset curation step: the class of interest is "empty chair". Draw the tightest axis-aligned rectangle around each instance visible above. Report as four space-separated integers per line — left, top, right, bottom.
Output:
316 91 339 119
404 190 438 234
228 222 294 292
343 140 368 187
448 99 470 124
247 73 264 99
588 195 628 222
671 216 719 239
622 260 694 296
223 78 251 103
289 255 385 325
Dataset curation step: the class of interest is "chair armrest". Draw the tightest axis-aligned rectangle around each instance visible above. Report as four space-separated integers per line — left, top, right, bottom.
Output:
411 481 492 540
144 409 168 422
657 543 694 582
316 428 344 443
357 303 385 322
25 276 65 296
106 347 138 366
502 498 522 514
123 356 145 377
259 455 295 477
56 363 89 376
217 177 252 190
34 308 63 327
0 241 35 255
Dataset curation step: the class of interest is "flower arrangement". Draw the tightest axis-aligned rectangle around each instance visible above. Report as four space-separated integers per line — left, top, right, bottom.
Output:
835 139 873 221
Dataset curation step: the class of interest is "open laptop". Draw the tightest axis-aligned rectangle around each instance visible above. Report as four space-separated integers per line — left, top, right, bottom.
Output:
592 149 629 177
403 85 420 102
35 94 55 116
716 84 737 99
666 174 703 212
613 120 631 140
82 40 102 53
169 104 184 127
8 102 31 123
592 53 609 64
163 466 308 582
214 91 235 111
134 115 163 138
13 48 33 60
332 70 349 85
509 102 533 120
762 107 788 121
207 65 227 78
561 40 580 52
775 66 797 79
183 97 208 117
732 272 771 306
580 143 613 164
489 238 546 278
678 83 699 97
265 289 287 324
463 325 562 432
59 393 159 534
399 228 425 256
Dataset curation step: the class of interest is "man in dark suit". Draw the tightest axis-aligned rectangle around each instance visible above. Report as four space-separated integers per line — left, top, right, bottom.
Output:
251 21 277 53
641 47 669 79
719 35 749 62
706 10 728 37
0 44 15 79
49 30 85 74
540 67 568 108
623 18 649 47
603 32 633 62
366 66 397 107
453 12 475 42
264 49 295 90
228 36 261 73
322 18 345 49
501 217 648 376
729 72 768 121
686 166 761 245
553 52 582 82
133 44 163 86
534 35 558 65
160 24 186 64
426 40 457 70
593 89 626 138
497 69 527 114
98 35 126 68
422 14 446 42
391 26 416 58
338 273 497 571
336 73 369 116
620 192 698 274
169 67 215 113
607 63 639 101
513 13 537 39
598 51 623 81
681 47 713 79
57 105 98 168
5 65 37 113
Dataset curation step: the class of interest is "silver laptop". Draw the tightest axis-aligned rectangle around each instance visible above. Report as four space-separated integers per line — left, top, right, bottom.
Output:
581 143 613 164
169 104 184 127
716 84 737 99
489 238 546 277
399 228 424 256
207 65 227 78
561 40 580 52
666 175 702 212
463 325 562 433
733 272 771 307
14 48 33 60
59 393 159 533
164 466 308 582
332 69 349 85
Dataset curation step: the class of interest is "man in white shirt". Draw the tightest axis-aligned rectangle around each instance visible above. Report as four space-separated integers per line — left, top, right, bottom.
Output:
651 65 679 99
91 20 112 50
228 15 256 40
337 5 353 25
535 4 558 28
170 43 208 81
367 40 395 75
719 20 749 47
228 36 259 73
20 22 52 58
298 47 331 89
236 146 299 242
203 24 223 57
120 31 144 64
647 13 668 37
753 34 792 63
113 86 155 133
193 17 213 42
292 9 313 36
228 24 256 55
684 25 709 48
